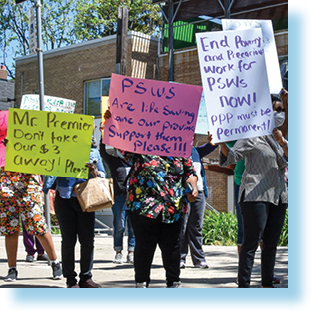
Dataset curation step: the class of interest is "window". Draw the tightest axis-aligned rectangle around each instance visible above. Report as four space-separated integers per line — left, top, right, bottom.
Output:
84 78 111 116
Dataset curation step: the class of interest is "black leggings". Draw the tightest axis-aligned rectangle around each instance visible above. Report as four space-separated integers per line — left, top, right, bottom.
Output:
238 194 287 287
128 211 182 287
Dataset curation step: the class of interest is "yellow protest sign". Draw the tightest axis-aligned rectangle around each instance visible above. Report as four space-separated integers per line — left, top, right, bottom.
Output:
5 108 94 178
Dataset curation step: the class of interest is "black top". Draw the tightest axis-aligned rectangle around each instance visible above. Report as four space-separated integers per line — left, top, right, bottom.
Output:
99 139 130 197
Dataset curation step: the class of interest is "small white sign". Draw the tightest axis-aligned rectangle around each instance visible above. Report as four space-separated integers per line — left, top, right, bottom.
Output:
28 7 37 55
20 94 76 113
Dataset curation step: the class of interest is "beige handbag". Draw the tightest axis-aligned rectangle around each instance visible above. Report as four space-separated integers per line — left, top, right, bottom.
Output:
74 177 115 212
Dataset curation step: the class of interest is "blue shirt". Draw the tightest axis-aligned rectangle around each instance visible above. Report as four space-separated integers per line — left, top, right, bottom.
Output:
191 143 217 198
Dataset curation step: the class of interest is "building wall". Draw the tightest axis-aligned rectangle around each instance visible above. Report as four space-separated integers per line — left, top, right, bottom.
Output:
15 32 159 114
0 68 15 110
274 31 288 56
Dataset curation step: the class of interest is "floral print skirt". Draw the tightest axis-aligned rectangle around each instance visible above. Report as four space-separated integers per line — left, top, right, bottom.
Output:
0 170 48 236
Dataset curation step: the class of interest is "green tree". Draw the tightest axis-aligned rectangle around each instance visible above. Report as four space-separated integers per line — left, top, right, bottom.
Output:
41 0 78 50
73 0 161 41
0 0 161 79
0 0 78 79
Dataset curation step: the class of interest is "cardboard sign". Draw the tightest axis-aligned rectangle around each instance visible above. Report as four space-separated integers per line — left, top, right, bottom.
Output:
196 28 274 143
5 108 94 178
102 74 203 157
222 19 282 93
0 111 8 167
20 94 76 113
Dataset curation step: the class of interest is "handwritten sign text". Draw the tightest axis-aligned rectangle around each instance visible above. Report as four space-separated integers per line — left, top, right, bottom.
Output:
5 108 93 178
102 74 203 157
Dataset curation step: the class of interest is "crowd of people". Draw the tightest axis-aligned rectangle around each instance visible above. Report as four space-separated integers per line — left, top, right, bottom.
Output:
0 89 288 288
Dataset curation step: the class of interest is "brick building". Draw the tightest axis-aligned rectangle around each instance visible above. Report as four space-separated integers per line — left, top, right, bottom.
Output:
15 31 159 114
0 67 15 111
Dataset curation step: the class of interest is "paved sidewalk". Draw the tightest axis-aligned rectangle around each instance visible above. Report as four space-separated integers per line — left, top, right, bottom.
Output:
0 234 288 288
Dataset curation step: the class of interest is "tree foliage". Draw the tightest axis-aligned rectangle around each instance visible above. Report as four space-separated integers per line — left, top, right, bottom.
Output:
73 0 161 41
0 0 161 79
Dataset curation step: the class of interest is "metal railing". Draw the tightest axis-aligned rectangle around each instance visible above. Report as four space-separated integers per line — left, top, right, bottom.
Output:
205 202 220 214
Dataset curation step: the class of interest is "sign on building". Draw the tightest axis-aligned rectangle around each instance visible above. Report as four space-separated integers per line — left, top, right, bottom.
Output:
28 7 37 55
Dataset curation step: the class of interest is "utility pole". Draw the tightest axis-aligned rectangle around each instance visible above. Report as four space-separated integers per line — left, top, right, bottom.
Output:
168 0 174 82
115 6 129 75
35 0 45 111
15 1 44 110
16 0 49 229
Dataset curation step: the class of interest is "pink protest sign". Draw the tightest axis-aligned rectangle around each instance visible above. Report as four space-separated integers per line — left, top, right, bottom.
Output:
0 111 8 167
102 74 203 157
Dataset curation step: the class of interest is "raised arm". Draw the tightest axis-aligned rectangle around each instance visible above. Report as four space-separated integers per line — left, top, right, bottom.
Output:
273 128 288 158
196 132 218 158
280 88 288 138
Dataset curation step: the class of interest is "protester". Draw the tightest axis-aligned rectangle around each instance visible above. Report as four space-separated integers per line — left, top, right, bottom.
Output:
22 221 48 263
104 109 198 288
0 168 62 282
21 174 48 263
43 138 106 288
278 88 288 138
223 90 288 285
218 97 288 288
99 128 135 264
180 133 217 269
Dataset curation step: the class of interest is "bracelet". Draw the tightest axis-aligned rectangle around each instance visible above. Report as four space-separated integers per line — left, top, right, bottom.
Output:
281 139 288 148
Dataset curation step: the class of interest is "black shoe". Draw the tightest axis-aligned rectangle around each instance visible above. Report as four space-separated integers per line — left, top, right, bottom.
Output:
79 279 102 288
37 253 48 261
26 255 34 262
51 262 62 280
4 268 18 282
167 281 181 288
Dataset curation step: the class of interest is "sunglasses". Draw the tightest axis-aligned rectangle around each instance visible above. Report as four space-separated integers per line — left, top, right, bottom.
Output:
274 107 286 113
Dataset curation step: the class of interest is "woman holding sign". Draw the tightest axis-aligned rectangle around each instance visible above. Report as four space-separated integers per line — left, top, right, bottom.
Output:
218 97 288 288
104 109 198 288
43 138 106 288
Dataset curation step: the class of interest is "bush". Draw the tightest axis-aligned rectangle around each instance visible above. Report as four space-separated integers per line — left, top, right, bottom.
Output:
50 226 61 234
202 211 238 246
50 214 61 234
202 209 288 246
278 210 288 246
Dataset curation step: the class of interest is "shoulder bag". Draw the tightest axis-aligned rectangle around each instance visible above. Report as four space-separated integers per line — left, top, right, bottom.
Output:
74 177 115 212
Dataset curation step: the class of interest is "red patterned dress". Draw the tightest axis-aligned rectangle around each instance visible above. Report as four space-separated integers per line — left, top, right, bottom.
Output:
0 167 48 236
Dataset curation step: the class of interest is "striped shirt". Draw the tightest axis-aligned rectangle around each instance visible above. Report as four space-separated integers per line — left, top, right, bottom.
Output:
220 135 288 205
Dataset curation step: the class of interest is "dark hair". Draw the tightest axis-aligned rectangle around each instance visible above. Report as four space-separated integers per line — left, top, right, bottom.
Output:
271 94 282 104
